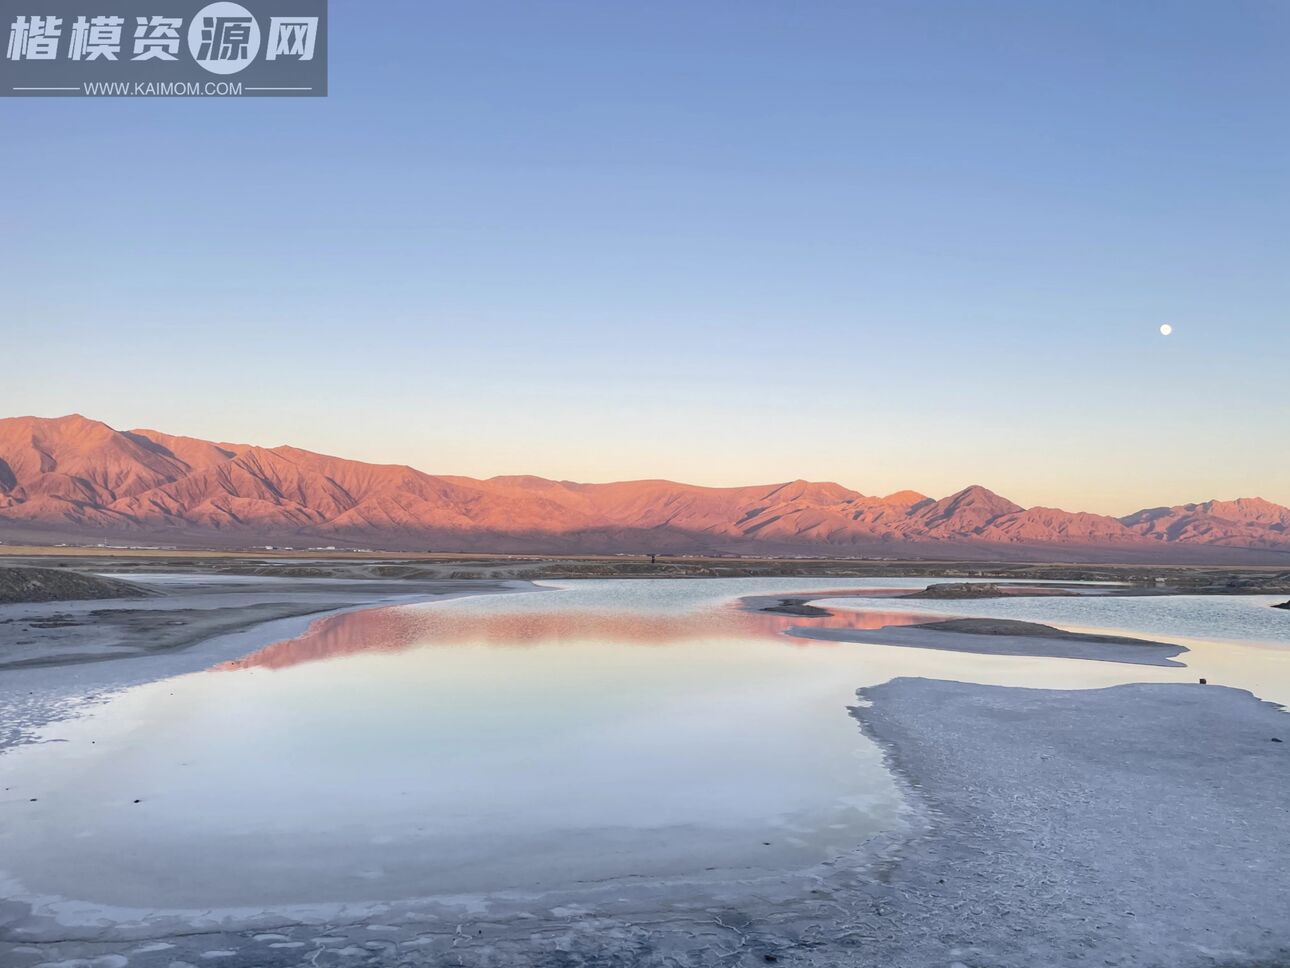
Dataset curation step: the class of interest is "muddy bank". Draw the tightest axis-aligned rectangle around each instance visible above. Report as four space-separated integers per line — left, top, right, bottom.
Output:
739 585 1188 666
901 580 1080 599
792 620 1187 666
0 575 524 670
0 566 148 605
4 552 1290 593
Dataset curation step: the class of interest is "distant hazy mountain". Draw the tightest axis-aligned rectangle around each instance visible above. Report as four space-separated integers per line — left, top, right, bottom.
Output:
1 414 1287 562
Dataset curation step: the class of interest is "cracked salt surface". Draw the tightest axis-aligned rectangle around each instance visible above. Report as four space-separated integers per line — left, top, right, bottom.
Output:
3 577 1289 967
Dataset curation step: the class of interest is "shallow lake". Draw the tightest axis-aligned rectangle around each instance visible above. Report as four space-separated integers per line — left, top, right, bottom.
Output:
1 577 1286 924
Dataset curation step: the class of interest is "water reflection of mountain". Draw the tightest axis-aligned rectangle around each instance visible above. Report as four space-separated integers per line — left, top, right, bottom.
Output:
213 597 939 673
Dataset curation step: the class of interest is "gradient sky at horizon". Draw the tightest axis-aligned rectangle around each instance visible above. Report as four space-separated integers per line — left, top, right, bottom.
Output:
3 0 1287 515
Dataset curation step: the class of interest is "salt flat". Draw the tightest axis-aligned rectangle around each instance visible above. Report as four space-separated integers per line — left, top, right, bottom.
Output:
849 678 1290 968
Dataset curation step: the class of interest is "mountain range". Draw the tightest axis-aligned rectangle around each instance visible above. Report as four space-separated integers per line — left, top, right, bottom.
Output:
1 414 1287 562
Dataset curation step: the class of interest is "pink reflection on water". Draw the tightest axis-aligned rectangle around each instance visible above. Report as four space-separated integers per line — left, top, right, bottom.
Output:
213 593 943 673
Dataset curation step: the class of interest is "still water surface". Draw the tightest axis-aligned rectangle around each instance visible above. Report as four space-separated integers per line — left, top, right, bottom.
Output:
1 578 1286 917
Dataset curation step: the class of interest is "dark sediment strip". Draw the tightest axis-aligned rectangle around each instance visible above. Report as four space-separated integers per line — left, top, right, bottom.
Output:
791 619 1187 666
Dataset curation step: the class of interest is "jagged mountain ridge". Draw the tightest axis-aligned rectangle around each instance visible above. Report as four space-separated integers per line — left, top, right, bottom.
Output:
1 414 1287 559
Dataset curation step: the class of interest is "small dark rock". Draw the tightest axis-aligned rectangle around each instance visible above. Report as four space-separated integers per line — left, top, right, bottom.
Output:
1272 600 1290 611
760 599 832 617
763 956 779 963
1199 678 1207 685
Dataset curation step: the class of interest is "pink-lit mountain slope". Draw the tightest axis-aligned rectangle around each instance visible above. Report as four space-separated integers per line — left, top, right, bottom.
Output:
1 415 1286 562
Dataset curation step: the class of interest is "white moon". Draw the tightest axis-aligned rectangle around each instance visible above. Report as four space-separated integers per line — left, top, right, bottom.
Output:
1159 324 1173 336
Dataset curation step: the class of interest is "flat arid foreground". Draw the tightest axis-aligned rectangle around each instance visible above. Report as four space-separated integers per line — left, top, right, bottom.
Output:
1 554 1288 968
5 546 1290 586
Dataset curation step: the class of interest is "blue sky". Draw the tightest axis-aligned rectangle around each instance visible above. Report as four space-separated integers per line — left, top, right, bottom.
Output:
3 0 1287 513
